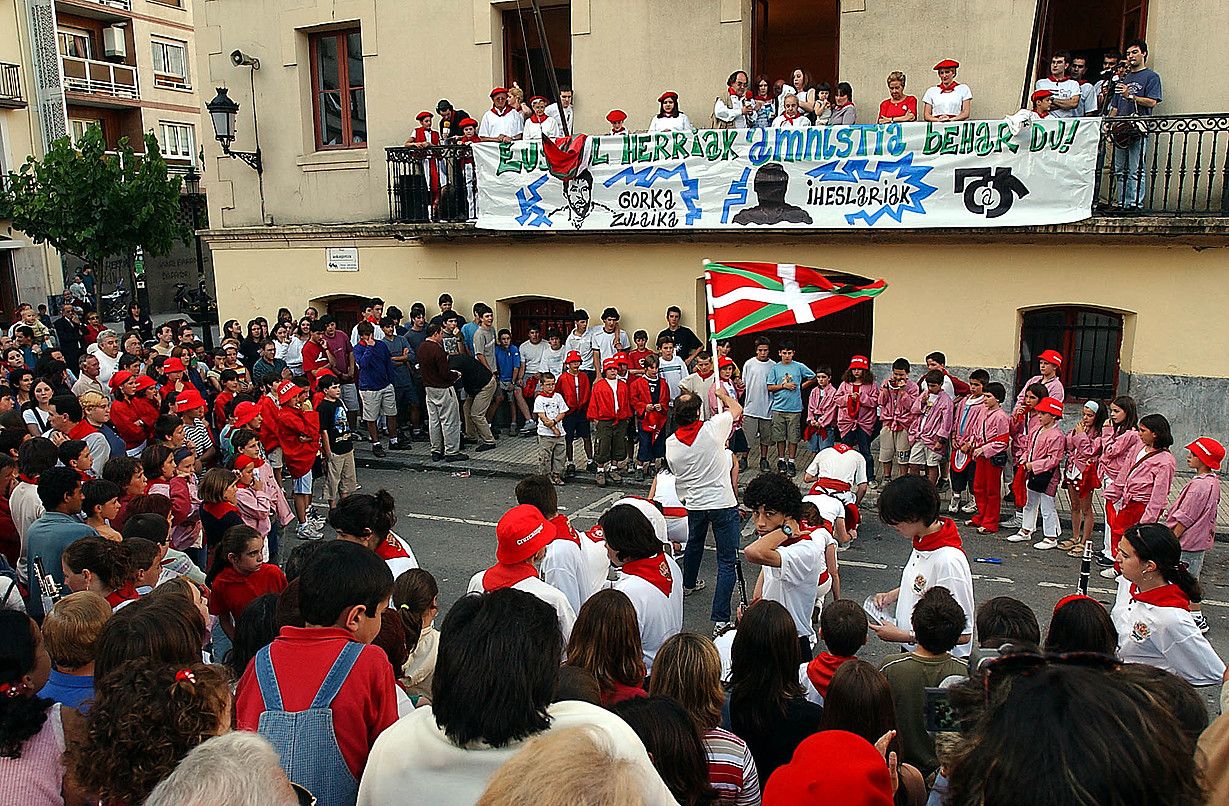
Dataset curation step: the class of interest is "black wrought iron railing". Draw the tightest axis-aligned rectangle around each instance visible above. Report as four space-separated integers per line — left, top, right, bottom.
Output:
1094 114 1229 216
0 63 24 108
386 145 477 223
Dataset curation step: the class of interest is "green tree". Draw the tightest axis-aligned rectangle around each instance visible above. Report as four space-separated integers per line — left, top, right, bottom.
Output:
0 125 189 277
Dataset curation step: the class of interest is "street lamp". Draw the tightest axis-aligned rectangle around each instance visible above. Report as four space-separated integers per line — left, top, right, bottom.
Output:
206 87 262 173
182 166 215 350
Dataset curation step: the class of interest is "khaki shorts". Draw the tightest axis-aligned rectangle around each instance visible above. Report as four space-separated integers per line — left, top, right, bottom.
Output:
909 441 944 467
268 446 284 469
360 385 398 420
744 416 773 448
771 411 801 444
879 428 912 464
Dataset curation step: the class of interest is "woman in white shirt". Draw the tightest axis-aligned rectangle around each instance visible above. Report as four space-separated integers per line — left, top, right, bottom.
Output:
22 379 56 437
648 91 694 133
283 317 311 376
788 67 818 122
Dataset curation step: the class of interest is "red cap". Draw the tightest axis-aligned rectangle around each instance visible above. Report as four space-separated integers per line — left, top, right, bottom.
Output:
233 401 260 427
163 357 186 373
1187 437 1225 470
458 117 478 128
276 379 303 404
934 59 960 70
763 730 893 806
1054 593 1098 614
416 110 433 121
234 454 258 471
131 375 157 392
495 504 556 564
565 351 583 365
174 390 206 413
490 86 508 98
718 356 736 369
528 95 547 105
848 355 870 370
1038 349 1063 367
657 91 678 103
108 370 133 390
606 109 627 123
602 357 620 372
1036 397 1064 417
614 352 630 366
1031 89 1054 102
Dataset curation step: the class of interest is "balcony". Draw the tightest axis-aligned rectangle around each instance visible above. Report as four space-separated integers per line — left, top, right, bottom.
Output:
55 0 132 20
0 63 24 109
61 55 139 102
386 145 478 223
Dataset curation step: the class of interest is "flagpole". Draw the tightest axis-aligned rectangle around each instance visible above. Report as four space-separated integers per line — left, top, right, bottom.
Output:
702 259 723 416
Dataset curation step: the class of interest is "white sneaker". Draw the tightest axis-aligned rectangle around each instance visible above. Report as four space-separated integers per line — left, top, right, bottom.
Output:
1033 538 1059 551
1000 514 1021 529
1006 531 1032 543
961 501 979 514
948 494 961 514
1099 566 1120 579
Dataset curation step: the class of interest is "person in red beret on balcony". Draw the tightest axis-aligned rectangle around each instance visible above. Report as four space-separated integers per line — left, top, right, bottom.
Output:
406 111 444 208
522 95 562 140
1030 89 1054 119
922 59 972 122
478 86 523 143
648 90 694 133
606 109 628 135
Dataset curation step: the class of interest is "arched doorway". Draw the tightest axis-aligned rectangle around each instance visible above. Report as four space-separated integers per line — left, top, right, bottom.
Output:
322 295 366 339
508 297 574 344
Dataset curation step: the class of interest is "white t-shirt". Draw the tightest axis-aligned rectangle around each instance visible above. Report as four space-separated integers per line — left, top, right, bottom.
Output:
541 344 566 377
564 329 594 371
477 107 524 140
545 102 574 134
922 83 973 118
519 339 549 375
532 393 569 437
540 536 591 614
590 328 630 364
761 537 824 641
522 115 562 140
666 411 737 511
805 447 868 503
658 355 688 400
740 357 776 419
894 544 974 658
356 700 675 806
651 471 689 549
580 526 611 596
1111 579 1226 686
612 553 684 674
466 571 576 644
771 114 812 128
1035 77 1082 119
384 532 420 582
648 114 694 133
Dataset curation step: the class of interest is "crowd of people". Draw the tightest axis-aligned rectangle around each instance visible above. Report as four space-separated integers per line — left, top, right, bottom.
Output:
0 277 1222 805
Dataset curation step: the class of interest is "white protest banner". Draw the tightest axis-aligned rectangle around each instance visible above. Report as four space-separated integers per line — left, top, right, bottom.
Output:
473 119 1098 231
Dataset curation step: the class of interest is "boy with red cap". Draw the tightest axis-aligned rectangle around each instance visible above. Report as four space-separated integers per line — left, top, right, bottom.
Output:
466 503 575 641
406 111 444 208
763 730 894 806
516 474 593 613
1167 437 1223 633
606 109 628 135
176 389 217 471
588 357 632 487
558 350 594 478
631 354 670 480
522 95 562 139
478 87 524 143
275 379 323 540
834 355 877 482
1010 396 1066 550
1029 89 1054 118
159 356 190 401
707 355 749 465
1016 348 1065 410
922 58 972 122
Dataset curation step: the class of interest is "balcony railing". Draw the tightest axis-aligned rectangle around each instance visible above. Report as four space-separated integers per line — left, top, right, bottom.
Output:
386 145 477 223
61 0 132 11
1094 114 1229 216
0 63 24 109
61 55 139 100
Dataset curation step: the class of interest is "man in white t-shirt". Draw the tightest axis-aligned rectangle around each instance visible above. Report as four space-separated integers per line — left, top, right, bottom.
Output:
519 326 549 379
740 336 776 472
545 87 574 135
1035 52 1081 119
478 87 524 143
922 59 972 122
564 309 595 376
656 335 688 401
589 307 630 369
666 385 743 633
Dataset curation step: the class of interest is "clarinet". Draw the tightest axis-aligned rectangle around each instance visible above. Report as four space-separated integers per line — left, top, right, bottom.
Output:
1077 532 1094 595
32 555 63 612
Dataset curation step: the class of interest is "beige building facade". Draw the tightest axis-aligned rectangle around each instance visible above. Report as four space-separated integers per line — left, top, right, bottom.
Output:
197 0 1229 447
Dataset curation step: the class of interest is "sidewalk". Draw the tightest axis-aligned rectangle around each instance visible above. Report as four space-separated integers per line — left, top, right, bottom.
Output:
355 430 1229 536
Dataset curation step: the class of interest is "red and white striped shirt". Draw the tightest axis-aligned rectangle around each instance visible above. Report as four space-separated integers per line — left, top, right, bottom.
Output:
702 726 761 805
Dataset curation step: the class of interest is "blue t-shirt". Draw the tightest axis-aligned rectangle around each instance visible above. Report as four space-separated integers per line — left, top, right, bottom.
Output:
39 669 94 711
495 344 521 382
383 334 415 389
767 360 815 413
1111 68 1162 116
460 321 479 354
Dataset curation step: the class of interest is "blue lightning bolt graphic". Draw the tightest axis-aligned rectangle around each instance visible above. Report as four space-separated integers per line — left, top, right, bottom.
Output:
806 153 936 227
515 175 552 227
721 167 751 224
603 165 702 225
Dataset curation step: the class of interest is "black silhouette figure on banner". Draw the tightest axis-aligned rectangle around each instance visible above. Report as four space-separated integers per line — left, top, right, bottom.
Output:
733 162 812 225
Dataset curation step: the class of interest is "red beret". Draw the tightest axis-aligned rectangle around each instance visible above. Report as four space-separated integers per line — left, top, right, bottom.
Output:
934 59 960 70
528 95 548 104
657 91 678 103
416 110 433 121
458 117 478 128
606 109 627 123
489 86 508 98
1031 89 1054 102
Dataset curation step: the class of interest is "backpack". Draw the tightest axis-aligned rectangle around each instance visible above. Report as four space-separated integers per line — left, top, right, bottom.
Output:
255 641 364 806
0 554 24 613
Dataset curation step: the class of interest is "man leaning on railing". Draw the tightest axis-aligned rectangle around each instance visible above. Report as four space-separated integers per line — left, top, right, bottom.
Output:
1106 38 1162 210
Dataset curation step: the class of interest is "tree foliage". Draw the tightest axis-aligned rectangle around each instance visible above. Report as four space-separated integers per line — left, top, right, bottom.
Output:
0 126 189 268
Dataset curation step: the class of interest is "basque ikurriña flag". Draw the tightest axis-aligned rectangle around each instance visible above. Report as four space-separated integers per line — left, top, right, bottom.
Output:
704 262 887 339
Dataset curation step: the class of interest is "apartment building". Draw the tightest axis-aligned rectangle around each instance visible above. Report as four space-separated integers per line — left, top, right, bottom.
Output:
196 0 1229 446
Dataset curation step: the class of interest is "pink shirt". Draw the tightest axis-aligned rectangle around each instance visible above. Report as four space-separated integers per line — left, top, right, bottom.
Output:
1014 374 1065 410
807 384 837 428
1027 424 1066 496
1100 425 1144 485
908 390 953 451
878 380 919 432
0 703 63 806
236 485 272 537
975 408 1012 459
835 381 878 436
951 395 986 450
1110 449 1177 522
1166 473 1220 552
1065 428 1102 473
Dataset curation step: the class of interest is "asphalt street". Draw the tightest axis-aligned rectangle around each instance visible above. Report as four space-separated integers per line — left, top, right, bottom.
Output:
302 464 1229 705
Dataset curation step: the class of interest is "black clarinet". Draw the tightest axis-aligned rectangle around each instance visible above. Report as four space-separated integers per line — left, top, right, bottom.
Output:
32 555 63 610
1077 532 1095 595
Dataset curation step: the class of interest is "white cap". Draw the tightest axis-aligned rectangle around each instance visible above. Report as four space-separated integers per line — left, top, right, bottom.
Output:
614 497 670 547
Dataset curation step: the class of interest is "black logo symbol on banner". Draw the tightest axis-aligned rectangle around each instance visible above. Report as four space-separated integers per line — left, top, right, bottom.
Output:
955 168 1030 219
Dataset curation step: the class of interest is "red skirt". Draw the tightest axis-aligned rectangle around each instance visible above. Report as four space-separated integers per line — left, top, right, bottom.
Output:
1065 463 1100 499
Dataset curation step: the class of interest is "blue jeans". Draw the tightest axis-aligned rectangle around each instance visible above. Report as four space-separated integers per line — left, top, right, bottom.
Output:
683 506 741 622
807 428 836 453
841 428 875 482
1113 136 1148 208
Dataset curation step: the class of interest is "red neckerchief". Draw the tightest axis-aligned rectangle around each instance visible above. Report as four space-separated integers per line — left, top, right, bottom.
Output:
621 552 672 597
673 421 703 446
529 114 548 123
782 113 800 124
697 369 713 380
76 469 91 481
1130 583 1191 609
67 420 99 440
938 81 960 93
806 652 854 695
549 515 581 546
832 443 853 454
105 584 140 607
482 561 538 591
376 535 411 560
490 105 513 117
17 474 37 486
912 518 962 552
460 134 481 143
585 524 605 543
202 501 239 520
728 87 741 97
846 384 861 419
1036 110 1050 118
1048 74 1065 82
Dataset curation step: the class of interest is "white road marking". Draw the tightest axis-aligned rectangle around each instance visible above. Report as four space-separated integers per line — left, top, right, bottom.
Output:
839 559 890 570
402 512 497 528
1038 580 1229 608
973 575 1016 584
572 492 625 520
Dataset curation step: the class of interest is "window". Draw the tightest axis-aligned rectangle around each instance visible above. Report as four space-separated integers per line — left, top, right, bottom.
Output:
158 121 195 160
502 6 570 98
1018 307 1124 401
152 38 190 89
69 119 103 147
57 28 93 60
309 29 366 150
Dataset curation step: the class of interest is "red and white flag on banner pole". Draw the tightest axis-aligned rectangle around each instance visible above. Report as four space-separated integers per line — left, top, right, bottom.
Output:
703 261 888 340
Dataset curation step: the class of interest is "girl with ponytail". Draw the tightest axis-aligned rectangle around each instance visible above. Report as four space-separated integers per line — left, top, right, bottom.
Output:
392 568 440 704
61 536 139 610
330 489 419 578
1111 523 1226 685
0 611 63 804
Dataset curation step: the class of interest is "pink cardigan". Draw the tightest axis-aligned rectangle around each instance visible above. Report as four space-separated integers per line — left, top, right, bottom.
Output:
835 381 878 437
1108 449 1177 522
908 391 953 452
1166 473 1221 552
1065 428 1102 474
1014 374 1065 410
1026 425 1066 496
1100 425 1144 486
974 408 1012 459
236 485 272 537
807 384 838 429
878 380 919 432
951 396 986 452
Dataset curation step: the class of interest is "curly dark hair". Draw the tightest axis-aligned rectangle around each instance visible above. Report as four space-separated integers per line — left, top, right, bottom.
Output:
65 659 231 805
0 612 53 759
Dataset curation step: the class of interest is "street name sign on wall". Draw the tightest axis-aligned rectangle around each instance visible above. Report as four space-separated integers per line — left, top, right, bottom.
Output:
474 119 1098 231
